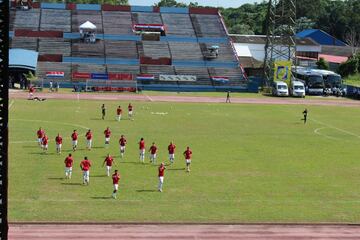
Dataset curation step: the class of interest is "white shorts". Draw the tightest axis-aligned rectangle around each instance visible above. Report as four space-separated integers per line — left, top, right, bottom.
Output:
159 176 164 184
72 140 78 146
150 154 157 159
106 165 112 171
114 184 118 191
140 149 145 155
83 170 90 178
186 159 191 164
38 138 42 143
87 139 92 147
169 153 175 159
117 114 122 118
56 144 62 149
65 167 72 173
105 137 110 142
129 111 133 115
120 146 125 151
42 144 48 149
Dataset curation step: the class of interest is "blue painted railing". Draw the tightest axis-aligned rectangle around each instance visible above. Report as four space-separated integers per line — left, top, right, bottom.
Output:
160 7 188 14
41 3 66 9
131 5 153 12
76 4 101 11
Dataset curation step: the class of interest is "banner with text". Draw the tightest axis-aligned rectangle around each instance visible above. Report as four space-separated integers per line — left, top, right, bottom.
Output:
159 75 196 82
274 60 292 85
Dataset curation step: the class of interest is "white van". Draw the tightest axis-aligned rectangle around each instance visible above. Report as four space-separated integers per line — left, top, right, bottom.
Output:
290 81 305 97
272 81 289 97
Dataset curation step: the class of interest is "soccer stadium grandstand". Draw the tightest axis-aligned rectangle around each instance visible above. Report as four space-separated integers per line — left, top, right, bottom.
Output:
9 3 249 92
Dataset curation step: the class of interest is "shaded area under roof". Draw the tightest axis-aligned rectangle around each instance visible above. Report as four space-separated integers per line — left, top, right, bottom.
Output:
9 48 38 71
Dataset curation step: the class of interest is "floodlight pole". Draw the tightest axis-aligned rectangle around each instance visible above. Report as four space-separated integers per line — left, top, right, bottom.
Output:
263 0 297 87
0 0 9 238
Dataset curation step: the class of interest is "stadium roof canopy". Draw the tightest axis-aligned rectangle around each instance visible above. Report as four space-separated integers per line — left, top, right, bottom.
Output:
9 48 38 71
296 29 347 46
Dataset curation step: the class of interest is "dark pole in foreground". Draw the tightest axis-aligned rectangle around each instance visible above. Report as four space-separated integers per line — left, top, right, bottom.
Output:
0 0 9 238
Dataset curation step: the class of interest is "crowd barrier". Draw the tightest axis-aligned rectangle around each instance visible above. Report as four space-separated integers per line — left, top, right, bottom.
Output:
40 3 66 9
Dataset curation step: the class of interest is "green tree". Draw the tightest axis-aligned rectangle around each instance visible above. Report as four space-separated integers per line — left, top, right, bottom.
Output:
316 58 329 70
229 24 254 35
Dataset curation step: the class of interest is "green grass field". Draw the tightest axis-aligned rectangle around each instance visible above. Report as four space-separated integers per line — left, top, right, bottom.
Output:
9 98 360 223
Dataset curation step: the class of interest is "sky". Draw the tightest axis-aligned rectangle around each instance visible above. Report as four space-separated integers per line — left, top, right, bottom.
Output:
129 0 260 8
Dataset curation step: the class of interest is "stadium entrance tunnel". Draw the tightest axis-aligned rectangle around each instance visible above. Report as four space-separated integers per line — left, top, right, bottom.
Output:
9 49 38 89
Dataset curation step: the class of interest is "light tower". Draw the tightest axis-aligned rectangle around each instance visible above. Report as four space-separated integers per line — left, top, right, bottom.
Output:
263 0 296 87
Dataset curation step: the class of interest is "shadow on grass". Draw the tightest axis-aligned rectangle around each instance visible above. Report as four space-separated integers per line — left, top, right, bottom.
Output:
91 174 108 178
61 182 82 186
90 118 103 121
168 168 186 171
30 152 56 155
91 196 112 200
48 177 64 180
136 189 157 193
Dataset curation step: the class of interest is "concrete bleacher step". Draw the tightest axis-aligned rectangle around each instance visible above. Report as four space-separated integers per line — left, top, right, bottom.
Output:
175 66 212 85
132 12 163 24
209 67 246 86
142 41 171 58
10 10 16 31
11 37 38 51
71 10 103 33
38 38 71 56
191 14 226 38
106 65 140 74
161 13 196 37
71 40 105 58
40 9 71 32
169 42 203 61
72 64 106 75
105 40 138 59
102 11 134 35
13 8 40 30
201 42 236 62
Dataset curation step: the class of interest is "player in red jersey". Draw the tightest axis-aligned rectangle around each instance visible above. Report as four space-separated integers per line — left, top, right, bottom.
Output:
80 156 92 185
28 85 35 99
128 103 133 120
119 135 127 158
104 127 111 147
102 153 116 176
139 137 145 163
64 153 74 179
158 163 166 192
41 134 49 152
168 141 176 164
112 170 120 199
37 127 45 147
85 129 93 150
55 133 63 154
71 130 78 151
183 146 193 172
116 106 123 122
149 142 158 164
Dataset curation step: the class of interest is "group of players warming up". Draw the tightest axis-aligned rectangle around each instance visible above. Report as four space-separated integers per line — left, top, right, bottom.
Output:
36 103 193 198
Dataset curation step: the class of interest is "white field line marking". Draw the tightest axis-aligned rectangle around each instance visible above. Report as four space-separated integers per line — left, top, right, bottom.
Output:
143 93 153 102
311 118 360 139
314 127 339 140
9 100 14 109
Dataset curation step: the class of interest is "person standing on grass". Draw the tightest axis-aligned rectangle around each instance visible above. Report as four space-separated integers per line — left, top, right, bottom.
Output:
41 134 49 152
226 91 231 103
128 103 133 120
183 146 193 172
139 137 145 163
112 170 120 199
29 85 35 99
119 135 127 158
64 153 74 179
71 130 78 151
168 141 176 164
116 105 123 122
37 127 45 147
158 163 166 192
302 108 308 124
101 104 106 120
103 153 116 177
55 133 63 154
85 129 93 150
80 156 92 185
104 127 111 147
149 142 158 164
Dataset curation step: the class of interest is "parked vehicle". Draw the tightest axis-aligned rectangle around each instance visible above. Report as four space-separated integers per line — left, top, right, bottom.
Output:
290 81 305 97
272 81 289 97
292 67 324 95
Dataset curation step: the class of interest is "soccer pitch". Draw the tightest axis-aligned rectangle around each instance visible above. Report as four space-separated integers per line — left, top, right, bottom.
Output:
8 97 360 223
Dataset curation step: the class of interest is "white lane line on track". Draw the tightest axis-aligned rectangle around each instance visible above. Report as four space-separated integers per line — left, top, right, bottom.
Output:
143 93 154 102
311 118 360 139
9 100 14 109
313 127 339 140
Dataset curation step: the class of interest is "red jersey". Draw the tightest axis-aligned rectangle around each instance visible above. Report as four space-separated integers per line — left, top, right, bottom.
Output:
184 149 192 159
128 104 133 111
55 136 63 144
158 166 165 177
80 159 91 171
112 173 120 184
29 86 35 93
71 132 78 141
168 144 176 154
64 156 73 167
42 136 48 145
117 108 122 115
149 145 157 154
85 131 92 140
119 137 127 146
104 129 111 138
139 140 145 150
104 156 114 166
37 130 44 138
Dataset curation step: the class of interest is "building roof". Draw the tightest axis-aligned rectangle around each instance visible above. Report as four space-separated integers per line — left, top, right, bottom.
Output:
318 54 348 64
229 34 319 46
296 29 347 46
238 56 263 68
9 48 38 71
321 45 356 57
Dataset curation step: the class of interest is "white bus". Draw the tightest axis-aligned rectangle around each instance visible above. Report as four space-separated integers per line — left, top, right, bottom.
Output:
292 67 324 95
